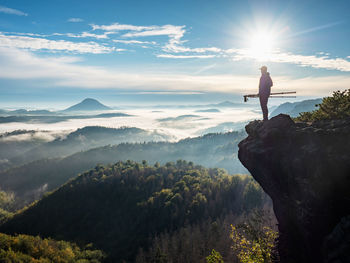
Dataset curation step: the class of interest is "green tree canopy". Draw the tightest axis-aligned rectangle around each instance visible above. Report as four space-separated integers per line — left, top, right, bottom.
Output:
296 89 350 121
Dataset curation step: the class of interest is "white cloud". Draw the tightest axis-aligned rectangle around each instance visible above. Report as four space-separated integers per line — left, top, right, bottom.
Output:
51 31 115 40
91 22 350 72
65 32 110 39
2 20 350 74
1 31 47 37
0 33 114 53
92 22 187 53
0 46 348 97
229 48 350 72
0 5 28 16
0 46 248 91
123 25 186 54
92 22 350 70
271 52 350 72
113 39 156 45
91 23 219 57
68 18 84 23
122 25 185 39
157 54 216 59
164 45 221 54
91 22 150 31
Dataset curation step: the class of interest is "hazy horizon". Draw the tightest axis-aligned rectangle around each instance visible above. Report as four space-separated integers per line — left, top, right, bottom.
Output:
0 94 321 110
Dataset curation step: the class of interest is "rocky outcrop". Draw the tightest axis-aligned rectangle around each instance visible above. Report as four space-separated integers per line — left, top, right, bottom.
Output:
238 114 350 263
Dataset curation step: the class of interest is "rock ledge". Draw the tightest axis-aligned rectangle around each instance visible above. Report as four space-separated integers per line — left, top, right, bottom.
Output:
238 114 350 263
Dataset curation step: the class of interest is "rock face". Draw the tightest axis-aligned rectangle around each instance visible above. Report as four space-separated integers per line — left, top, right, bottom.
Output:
238 114 350 263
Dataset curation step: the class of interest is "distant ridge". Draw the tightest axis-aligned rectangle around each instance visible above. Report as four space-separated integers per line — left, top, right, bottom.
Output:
64 98 111 112
205 101 247 108
270 98 322 117
214 101 240 107
195 108 220 113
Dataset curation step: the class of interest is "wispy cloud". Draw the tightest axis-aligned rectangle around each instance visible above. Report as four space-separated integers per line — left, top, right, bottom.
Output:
91 22 350 72
92 22 187 53
0 31 49 37
91 23 223 59
157 54 216 59
229 48 350 72
1 46 348 96
0 33 114 53
0 46 251 91
67 18 84 23
113 39 156 45
270 52 350 72
124 25 186 53
1 21 350 73
164 45 221 54
0 5 28 16
91 22 150 31
92 22 222 57
122 25 185 39
63 32 110 39
1 31 111 40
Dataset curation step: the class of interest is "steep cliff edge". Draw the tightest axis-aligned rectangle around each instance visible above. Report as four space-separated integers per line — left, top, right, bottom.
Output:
238 114 350 263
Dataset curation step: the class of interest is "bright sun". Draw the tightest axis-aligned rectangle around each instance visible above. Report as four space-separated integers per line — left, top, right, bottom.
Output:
247 30 277 61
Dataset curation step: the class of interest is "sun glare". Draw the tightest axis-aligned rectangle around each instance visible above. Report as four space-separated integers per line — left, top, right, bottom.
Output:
247 29 277 61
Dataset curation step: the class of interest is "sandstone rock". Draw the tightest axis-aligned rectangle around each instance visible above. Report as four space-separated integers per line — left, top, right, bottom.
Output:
238 114 350 263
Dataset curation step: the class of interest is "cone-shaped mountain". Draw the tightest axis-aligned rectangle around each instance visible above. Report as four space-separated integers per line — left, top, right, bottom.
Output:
64 98 111 111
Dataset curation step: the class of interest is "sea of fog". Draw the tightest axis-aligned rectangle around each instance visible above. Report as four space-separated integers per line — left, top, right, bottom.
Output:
0 106 261 141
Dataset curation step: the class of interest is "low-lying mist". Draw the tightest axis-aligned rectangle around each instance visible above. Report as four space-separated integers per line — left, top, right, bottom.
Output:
0 107 260 141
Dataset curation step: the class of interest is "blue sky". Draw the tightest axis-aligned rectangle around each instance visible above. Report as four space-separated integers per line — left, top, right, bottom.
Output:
0 0 349 108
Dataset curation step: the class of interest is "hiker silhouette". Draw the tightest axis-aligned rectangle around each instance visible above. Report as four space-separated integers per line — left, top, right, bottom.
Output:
259 66 273 121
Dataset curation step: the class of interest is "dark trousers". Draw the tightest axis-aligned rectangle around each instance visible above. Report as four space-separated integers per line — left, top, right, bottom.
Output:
259 95 269 120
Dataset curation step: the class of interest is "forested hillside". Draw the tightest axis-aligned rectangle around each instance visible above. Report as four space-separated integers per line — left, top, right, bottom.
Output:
0 190 15 224
0 131 246 208
1 161 269 262
0 233 105 262
3 126 171 169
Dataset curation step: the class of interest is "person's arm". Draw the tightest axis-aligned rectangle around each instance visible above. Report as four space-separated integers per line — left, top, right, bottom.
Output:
268 75 273 87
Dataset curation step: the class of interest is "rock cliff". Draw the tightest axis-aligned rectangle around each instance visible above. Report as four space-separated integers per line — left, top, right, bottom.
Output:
238 114 350 263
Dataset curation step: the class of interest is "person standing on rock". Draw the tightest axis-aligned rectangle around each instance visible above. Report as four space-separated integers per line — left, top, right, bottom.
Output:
259 66 273 121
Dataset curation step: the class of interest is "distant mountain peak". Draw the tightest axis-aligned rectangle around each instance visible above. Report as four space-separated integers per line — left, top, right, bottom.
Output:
64 98 111 112
81 98 99 103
